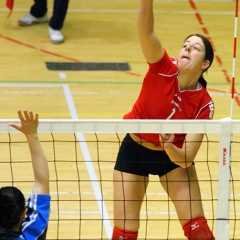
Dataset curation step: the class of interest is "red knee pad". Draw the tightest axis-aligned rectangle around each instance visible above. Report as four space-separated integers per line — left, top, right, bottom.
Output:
112 226 138 240
182 216 215 240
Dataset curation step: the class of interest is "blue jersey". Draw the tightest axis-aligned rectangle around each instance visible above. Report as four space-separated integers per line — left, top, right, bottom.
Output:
19 193 51 240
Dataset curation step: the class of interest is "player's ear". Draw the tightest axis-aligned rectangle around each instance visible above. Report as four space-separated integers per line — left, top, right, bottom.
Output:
202 60 210 70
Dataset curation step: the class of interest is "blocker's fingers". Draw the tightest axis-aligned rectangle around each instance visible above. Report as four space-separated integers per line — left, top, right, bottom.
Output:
23 110 30 120
28 111 34 120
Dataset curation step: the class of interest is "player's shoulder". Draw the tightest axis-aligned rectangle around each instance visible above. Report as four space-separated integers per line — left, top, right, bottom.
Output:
148 51 178 77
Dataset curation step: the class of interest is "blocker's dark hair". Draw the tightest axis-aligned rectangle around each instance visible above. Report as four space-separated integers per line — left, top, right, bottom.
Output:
0 186 25 229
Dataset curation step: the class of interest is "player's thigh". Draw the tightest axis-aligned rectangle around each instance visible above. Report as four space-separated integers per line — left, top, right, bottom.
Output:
160 165 204 224
113 170 149 228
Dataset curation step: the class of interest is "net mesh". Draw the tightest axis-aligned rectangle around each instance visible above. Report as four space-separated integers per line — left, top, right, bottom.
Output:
0 119 240 240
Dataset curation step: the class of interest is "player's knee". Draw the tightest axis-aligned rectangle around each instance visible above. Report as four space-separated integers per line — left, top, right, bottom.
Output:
182 216 215 240
112 226 138 240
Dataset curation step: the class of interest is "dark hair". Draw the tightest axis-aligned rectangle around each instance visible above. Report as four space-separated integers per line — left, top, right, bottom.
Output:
184 33 214 88
0 228 20 240
0 187 25 229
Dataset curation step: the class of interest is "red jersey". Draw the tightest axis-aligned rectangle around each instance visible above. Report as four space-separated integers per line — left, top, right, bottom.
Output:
124 50 214 147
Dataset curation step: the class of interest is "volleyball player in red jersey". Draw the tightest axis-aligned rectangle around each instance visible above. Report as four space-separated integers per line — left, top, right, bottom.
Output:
112 0 215 239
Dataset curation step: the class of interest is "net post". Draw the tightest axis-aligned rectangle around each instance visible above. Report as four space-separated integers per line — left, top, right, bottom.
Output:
215 117 232 240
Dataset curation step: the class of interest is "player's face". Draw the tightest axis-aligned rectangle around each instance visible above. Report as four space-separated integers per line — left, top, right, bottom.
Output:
177 36 208 73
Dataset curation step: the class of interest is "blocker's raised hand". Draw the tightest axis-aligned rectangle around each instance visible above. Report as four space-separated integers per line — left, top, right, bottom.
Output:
9 110 38 136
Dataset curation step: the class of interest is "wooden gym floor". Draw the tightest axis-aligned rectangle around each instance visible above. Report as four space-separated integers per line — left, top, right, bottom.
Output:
0 0 240 239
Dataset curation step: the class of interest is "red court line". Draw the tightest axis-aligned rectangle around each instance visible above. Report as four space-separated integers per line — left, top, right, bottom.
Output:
188 0 240 106
0 34 80 62
0 33 142 76
208 88 240 97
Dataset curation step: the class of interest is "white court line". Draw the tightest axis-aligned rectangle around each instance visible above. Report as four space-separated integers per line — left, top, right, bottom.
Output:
62 85 112 240
23 190 234 196
59 72 67 79
56 211 240 216
0 90 233 97
22 191 107 195
0 84 64 87
0 8 234 15
57 210 232 216
54 210 240 215
23 191 240 197
55 211 179 215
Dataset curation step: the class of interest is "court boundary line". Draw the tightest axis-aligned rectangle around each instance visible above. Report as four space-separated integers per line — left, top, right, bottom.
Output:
0 8 235 15
62 85 112 239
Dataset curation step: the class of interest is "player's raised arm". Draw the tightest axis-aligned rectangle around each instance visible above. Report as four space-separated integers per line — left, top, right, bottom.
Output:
137 0 164 63
9 110 49 195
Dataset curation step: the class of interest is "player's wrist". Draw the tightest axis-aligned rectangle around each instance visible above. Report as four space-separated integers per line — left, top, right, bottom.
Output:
25 133 39 140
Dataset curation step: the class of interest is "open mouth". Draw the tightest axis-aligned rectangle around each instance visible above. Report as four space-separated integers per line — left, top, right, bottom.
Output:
182 56 190 60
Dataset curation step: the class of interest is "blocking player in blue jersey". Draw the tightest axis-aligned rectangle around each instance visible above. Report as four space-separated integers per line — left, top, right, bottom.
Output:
0 110 51 240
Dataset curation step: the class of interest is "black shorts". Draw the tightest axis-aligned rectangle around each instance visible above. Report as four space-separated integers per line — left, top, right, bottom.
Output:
114 134 183 177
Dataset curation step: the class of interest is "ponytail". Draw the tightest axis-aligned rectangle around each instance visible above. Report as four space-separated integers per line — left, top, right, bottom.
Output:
199 75 207 89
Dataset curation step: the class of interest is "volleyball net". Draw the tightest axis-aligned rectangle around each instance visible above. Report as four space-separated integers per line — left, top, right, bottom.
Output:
0 118 240 240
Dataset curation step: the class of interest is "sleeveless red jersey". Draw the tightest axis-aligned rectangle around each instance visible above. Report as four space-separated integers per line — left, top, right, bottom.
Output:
123 50 214 147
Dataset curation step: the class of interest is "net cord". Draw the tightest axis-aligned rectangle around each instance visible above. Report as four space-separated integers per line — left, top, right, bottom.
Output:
1 118 240 134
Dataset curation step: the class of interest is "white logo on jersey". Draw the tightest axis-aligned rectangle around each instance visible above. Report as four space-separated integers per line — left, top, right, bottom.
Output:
118 237 127 240
171 100 182 112
171 93 182 112
174 93 181 101
209 101 214 119
191 222 200 230
172 59 177 65
167 108 176 119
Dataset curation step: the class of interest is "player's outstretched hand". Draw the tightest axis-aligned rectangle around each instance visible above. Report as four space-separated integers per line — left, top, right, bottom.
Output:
9 110 39 136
